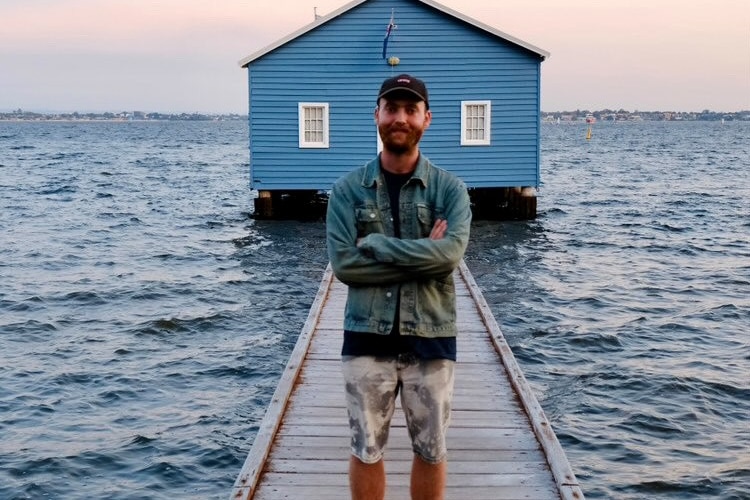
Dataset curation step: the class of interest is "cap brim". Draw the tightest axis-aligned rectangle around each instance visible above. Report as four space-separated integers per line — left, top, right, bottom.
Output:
378 87 427 103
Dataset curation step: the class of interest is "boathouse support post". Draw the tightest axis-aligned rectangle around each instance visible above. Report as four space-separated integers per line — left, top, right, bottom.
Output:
254 190 274 219
511 186 538 220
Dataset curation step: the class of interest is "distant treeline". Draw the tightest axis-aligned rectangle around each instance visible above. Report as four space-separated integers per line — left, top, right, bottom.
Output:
1 110 246 121
543 109 749 122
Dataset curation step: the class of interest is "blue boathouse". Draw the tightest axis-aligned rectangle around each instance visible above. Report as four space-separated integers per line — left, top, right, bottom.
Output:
239 0 549 219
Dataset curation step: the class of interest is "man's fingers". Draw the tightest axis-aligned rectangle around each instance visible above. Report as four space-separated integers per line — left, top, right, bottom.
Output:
430 219 447 239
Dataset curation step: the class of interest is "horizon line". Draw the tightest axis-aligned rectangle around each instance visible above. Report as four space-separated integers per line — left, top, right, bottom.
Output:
3 108 749 115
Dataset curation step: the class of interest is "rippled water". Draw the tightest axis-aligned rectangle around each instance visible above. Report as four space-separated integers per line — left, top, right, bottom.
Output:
1 120 748 499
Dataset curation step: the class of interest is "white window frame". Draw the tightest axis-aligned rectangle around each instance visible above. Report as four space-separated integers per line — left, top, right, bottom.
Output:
298 102 329 148
461 100 491 146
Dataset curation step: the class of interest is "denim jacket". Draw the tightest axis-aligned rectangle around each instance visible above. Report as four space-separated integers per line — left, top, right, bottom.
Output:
326 154 471 338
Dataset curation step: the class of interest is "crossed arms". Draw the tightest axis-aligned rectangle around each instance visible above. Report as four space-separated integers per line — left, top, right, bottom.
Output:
326 182 471 287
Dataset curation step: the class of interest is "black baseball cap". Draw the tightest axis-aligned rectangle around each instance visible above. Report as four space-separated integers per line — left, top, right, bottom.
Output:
377 74 429 109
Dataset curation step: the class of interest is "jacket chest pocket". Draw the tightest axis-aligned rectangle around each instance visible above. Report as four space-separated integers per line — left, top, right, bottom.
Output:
416 204 435 238
356 207 385 237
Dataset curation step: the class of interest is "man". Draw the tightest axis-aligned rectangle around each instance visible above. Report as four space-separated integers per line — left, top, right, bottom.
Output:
326 74 472 500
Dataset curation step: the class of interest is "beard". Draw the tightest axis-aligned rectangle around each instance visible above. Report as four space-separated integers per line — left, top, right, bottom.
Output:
379 123 424 155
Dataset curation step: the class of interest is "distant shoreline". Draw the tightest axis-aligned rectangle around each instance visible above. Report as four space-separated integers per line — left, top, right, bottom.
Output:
0 118 244 123
542 110 749 122
1 110 748 122
0 112 246 123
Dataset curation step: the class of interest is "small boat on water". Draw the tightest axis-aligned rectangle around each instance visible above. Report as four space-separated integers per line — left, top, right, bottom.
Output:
585 113 596 124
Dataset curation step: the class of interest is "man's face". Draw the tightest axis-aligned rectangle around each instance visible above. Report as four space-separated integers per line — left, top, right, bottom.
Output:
375 98 432 154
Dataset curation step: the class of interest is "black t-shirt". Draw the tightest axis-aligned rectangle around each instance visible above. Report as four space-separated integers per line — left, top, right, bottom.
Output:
341 167 456 361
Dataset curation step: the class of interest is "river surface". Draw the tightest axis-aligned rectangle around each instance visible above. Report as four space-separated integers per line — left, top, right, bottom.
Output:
1 119 748 499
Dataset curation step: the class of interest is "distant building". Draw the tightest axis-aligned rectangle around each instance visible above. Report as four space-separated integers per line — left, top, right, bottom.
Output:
239 0 549 219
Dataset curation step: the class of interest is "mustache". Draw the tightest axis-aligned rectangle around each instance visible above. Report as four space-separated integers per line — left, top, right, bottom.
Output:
387 125 412 134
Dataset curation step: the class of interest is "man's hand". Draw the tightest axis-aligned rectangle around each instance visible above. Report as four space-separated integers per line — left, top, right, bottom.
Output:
429 219 447 240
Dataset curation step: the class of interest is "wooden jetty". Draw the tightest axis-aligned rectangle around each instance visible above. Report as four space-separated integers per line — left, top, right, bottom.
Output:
231 262 583 500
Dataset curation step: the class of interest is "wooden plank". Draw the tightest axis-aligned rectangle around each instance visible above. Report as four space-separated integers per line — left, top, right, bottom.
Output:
257 471 554 487
276 406 530 426
253 484 559 500
275 424 539 441
265 458 549 475
266 445 545 462
269 435 542 452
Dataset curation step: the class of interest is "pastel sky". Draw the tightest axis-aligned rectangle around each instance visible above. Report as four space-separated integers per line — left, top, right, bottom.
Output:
1 0 748 113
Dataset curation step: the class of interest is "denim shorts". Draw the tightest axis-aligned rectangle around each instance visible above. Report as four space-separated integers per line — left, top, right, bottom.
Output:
341 354 455 464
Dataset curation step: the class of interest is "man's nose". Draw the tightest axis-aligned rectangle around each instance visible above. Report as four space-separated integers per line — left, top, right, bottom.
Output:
393 108 408 123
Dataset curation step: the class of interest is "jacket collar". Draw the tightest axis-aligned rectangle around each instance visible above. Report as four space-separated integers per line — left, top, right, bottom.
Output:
362 153 429 188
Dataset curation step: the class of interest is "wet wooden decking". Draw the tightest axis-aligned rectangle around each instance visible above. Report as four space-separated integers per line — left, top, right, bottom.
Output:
231 262 583 500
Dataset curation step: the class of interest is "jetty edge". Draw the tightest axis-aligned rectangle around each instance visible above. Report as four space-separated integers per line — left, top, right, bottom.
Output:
457 262 584 500
231 261 584 500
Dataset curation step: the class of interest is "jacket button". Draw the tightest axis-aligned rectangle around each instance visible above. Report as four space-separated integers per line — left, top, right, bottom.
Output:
370 213 376 218
386 292 392 298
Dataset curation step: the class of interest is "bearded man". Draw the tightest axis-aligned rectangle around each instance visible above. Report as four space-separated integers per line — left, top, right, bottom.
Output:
326 74 472 500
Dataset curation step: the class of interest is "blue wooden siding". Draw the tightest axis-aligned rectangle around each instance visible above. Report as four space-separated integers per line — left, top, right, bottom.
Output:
247 0 543 191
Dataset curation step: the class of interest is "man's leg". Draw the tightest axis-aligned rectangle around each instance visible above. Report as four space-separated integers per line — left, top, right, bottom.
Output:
350 456 386 500
400 357 455 500
411 455 446 500
342 356 398 500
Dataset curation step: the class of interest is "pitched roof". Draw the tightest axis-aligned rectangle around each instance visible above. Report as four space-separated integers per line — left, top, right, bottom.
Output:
238 0 549 67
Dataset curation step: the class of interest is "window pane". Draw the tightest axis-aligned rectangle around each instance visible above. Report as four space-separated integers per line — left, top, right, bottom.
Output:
304 107 324 143
465 104 486 141
299 103 329 148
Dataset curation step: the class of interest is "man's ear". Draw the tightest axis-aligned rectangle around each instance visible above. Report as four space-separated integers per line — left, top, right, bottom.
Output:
424 109 432 129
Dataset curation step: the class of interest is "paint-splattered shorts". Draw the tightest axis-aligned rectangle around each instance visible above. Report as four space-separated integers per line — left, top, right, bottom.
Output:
341 354 455 464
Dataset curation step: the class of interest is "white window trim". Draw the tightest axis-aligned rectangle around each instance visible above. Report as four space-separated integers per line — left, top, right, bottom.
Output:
461 100 491 146
298 102 329 148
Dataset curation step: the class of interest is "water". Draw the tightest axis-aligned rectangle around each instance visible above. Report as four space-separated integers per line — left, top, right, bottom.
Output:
1 120 748 499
